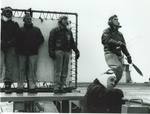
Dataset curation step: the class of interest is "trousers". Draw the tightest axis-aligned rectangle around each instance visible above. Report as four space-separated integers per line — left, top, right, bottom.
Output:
54 50 71 89
18 55 38 89
104 51 124 84
0 50 5 82
3 47 17 84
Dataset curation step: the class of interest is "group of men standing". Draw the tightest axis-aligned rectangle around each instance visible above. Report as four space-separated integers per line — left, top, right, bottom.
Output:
1 7 80 94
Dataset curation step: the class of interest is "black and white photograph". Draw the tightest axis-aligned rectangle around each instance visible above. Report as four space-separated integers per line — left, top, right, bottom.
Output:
0 0 150 113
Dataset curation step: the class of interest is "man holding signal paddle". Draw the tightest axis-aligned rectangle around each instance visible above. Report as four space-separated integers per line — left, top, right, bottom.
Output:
101 15 142 85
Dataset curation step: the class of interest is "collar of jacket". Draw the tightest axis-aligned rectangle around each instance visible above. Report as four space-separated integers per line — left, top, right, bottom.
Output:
24 23 33 29
58 24 68 31
109 27 119 32
2 19 12 24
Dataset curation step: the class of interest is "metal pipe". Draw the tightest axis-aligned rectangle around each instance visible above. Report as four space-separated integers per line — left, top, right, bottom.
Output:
75 14 78 89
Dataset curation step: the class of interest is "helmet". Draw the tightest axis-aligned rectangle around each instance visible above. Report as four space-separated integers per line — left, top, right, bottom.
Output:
2 7 13 18
108 14 118 26
58 16 68 24
108 14 122 28
23 13 32 23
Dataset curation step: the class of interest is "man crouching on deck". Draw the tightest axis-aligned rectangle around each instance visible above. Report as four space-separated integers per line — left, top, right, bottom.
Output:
83 70 125 113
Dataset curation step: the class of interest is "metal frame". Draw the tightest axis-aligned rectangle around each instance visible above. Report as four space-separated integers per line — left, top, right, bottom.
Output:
1 8 78 90
0 92 84 113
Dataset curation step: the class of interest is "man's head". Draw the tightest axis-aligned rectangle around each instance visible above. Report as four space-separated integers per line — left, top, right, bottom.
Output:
58 16 69 28
23 13 32 25
107 76 116 89
108 15 121 28
2 7 13 21
95 70 116 89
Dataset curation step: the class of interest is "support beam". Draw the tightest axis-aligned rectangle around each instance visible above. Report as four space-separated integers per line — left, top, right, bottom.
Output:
0 92 84 113
0 92 84 102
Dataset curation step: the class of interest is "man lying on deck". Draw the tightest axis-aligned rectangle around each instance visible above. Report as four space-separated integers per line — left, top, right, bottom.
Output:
83 70 125 113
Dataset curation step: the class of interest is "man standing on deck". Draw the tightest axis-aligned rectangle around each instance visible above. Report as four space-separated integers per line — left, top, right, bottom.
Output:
16 13 44 93
101 15 132 85
1 7 20 93
48 16 80 93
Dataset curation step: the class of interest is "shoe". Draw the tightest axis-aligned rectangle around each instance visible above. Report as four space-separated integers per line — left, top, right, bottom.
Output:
4 84 12 94
54 89 62 94
54 88 67 94
60 89 67 93
16 88 24 94
5 88 12 94
28 88 37 93
64 87 73 93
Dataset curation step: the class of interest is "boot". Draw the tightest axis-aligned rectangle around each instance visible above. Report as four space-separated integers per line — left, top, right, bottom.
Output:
4 82 12 94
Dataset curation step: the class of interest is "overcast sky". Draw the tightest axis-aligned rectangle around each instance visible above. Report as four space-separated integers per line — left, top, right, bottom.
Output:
1 0 150 82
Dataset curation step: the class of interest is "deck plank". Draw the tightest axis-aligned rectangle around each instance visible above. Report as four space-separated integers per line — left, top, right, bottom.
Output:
0 92 84 102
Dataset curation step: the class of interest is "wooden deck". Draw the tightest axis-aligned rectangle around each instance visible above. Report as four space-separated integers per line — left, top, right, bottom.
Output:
0 83 150 104
0 83 150 112
118 83 150 106
0 92 84 102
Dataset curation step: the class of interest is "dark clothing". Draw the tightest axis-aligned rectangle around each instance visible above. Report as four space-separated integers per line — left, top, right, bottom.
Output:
101 27 131 84
18 55 38 89
1 19 19 84
53 50 70 90
16 23 44 89
1 20 20 52
102 27 130 57
48 27 78 53
16 24 44 56
3 48 17 83
48 26 79 92
83 79 124 113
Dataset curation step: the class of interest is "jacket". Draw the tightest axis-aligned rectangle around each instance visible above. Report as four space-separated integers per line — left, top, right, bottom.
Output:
48 27 78 53
16 24 44 55
101 27 130 57
1 19 20 51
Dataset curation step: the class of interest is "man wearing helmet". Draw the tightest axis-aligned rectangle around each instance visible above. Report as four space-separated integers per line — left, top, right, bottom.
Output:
48 16 80 93
101 15 132 85
1 7 20 93
16 13 44 93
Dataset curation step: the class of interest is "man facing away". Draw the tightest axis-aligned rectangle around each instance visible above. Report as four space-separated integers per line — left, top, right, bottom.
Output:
83 70 124 113
48 16 80 93
101 15 132 85
16 13 44 93
1 7 20 93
